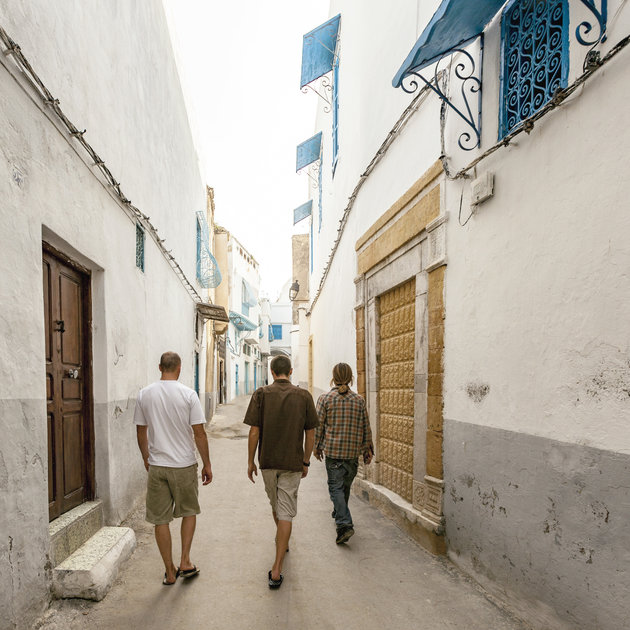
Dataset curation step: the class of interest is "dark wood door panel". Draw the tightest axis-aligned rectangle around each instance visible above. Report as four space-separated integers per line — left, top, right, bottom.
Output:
48 412 56 506
43 246 93 522
43 260 52 363
59 272 81 366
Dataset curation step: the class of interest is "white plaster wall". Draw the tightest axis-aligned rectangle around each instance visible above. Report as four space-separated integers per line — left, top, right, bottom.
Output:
308 0 442 394
0 2 208 627
443 2 630 455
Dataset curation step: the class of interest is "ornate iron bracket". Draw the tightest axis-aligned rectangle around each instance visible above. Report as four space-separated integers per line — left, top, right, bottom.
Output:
400 36 483 151
301 76 332 113
298 159 321 189
576 0 608 46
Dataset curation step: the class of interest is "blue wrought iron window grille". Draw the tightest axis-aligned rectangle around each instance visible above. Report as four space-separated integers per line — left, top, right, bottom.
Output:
499 0 569 138
135 223 145 272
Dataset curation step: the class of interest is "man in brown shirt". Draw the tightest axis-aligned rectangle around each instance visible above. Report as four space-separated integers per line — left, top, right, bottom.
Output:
244 355 318 589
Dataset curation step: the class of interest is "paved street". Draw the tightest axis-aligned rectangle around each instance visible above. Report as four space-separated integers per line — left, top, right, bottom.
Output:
38 396 527 630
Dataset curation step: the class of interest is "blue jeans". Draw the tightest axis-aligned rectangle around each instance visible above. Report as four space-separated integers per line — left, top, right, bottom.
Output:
325 457 358 529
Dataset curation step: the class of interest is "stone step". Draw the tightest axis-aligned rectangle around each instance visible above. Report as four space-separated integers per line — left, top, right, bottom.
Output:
52 526 136 601
49 500 104 566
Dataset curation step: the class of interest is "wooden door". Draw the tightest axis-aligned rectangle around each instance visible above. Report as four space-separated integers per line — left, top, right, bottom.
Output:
43 247 93 521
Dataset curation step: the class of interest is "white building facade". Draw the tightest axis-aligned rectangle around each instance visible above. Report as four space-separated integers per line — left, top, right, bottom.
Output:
270 279 293 362
297 2 630 629
225 235 264 400
0 2 214 626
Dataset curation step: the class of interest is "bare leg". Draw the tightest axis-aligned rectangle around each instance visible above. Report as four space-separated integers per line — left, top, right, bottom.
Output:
155 524 177 583
179 515 196 571
273 511 289 552
271 520 291 581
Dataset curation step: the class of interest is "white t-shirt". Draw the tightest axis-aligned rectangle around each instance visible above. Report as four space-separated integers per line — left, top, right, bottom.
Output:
133 380 206 467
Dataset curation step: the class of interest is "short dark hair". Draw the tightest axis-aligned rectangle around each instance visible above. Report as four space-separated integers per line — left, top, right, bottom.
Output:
159 351 181 372
270 355 291 377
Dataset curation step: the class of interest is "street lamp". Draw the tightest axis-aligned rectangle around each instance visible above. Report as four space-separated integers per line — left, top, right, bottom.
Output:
289 280 300 301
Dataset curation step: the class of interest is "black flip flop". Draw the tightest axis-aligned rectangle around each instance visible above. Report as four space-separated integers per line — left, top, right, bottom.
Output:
162 572 177 586
268 570 283 589
179 566 200 579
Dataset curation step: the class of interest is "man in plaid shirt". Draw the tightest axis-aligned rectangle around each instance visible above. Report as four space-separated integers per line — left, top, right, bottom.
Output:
314 363 373 544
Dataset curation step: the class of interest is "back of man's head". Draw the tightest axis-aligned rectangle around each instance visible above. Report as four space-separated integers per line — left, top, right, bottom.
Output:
160 351 181 373
270 355 291 377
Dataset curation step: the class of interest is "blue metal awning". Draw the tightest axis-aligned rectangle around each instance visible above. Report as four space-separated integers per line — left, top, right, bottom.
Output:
229 311 257 332
293 200 313 225
296 132 323 172
300 14 341 88
392 0 505 87
242 278 258 307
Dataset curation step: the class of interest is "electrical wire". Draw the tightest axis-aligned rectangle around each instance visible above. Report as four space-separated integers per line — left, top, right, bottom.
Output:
0 25 203 304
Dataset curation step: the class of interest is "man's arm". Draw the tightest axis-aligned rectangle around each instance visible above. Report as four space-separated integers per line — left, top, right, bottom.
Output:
361 402 374 465
314 396 326 461
192 423 213 485
302 428 315 478
136 426 149 471
247 426 260 483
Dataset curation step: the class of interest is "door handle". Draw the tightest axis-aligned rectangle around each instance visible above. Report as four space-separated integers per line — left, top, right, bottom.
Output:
54 320 65 333
67 369 79 379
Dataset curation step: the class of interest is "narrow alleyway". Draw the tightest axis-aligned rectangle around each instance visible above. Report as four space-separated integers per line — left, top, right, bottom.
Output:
37 397 527 630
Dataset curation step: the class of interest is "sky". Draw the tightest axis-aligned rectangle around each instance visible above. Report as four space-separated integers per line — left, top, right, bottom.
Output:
162 0 330 300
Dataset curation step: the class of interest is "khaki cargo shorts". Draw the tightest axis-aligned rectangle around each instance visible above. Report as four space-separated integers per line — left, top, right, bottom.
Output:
261 469 302 522
146 464 200 525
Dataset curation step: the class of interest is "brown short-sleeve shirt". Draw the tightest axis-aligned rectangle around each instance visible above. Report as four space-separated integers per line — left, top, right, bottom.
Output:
244 379 319 472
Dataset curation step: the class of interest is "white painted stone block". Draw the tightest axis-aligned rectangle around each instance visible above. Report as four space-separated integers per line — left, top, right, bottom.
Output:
52 526 136 601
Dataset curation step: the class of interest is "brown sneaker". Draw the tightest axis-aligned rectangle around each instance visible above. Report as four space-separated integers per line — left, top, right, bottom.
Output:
335 526 354 544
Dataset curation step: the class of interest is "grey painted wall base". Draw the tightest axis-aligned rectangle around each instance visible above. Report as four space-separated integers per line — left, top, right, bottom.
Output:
353 477 446 555
444 419 630 630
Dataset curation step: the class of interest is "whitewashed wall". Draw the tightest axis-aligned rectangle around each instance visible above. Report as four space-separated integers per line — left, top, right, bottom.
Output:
305 1 630 629
442 5 630 629
307 0 441 397
0 1 207 627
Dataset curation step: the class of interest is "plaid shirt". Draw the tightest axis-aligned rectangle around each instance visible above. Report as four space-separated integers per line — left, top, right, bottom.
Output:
315 387 373 460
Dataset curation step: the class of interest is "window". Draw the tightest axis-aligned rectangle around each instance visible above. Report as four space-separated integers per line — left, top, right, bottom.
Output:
272 324 283 341
332 56 339 172
500 0 568 138
135 223 145 272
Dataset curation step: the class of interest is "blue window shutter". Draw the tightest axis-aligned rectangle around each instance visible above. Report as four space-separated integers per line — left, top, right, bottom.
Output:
300 15 341 88
332 58 339 172
310 216 314 274
136 223 145 272
272 325 283 340
318 161 323 232
499 0 568 138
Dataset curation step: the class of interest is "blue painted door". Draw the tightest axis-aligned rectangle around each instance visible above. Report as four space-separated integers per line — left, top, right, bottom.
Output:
235 364 239 396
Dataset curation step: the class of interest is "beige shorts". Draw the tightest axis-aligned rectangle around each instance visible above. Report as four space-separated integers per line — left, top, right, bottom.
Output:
146 464 200 525
261 469 302 522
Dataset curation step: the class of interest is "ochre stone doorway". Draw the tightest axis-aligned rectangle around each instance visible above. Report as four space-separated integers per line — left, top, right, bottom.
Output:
378 277 415 502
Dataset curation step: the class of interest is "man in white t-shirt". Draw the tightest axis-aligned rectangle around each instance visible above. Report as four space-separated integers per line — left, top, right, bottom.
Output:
134 351 213 585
